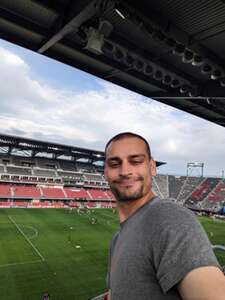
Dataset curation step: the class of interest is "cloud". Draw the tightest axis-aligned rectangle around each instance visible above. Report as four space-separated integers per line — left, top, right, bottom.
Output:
0 45 224 176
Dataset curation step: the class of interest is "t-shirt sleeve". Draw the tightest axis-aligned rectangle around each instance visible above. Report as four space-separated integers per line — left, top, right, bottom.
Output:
151 203 221 294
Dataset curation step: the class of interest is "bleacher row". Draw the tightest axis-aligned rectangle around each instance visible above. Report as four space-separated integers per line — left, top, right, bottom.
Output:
0 174 224 212
0 184 114 201
0 201 114 208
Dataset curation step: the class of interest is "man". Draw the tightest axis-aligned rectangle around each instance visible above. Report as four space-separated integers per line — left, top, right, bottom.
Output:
104 132 225 300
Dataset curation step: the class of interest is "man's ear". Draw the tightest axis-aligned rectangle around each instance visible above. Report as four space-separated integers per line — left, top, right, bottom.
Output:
150 159 157 177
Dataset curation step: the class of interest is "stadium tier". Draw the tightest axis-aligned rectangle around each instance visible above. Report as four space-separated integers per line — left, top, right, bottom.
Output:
0 140 224 213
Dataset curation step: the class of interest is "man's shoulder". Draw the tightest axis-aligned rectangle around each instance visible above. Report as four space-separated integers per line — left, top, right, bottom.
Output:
146 197 196 225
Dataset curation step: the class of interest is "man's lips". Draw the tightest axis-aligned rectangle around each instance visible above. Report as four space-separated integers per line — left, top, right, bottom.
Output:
114 178 143 187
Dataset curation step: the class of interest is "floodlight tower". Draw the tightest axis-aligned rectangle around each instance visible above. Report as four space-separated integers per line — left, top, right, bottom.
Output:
186 162 204 177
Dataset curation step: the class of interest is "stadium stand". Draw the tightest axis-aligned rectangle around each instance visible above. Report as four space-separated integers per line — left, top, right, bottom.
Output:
64 188 91 200
41 187 66 199
176 176 204 204
13 185 41 198
168 175 186 199
184 177 221 209
0 184 12 198
153 174 169 199
0 136 224 213
33 168 57 177
7 166 32 175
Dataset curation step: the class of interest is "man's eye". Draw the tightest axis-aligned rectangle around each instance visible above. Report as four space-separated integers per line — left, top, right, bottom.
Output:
109 162 120 168
131 160 143 164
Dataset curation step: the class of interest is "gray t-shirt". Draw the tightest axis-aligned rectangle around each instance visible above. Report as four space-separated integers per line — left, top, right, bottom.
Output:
107 197 220 300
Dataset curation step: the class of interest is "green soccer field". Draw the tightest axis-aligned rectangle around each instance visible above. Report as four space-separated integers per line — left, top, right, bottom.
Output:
0 209 224 300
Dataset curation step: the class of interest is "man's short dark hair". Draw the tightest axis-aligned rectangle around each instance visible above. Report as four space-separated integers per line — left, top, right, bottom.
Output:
105 132 151 159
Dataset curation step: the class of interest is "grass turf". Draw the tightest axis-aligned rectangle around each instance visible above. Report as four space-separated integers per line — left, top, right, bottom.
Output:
0 209 224 300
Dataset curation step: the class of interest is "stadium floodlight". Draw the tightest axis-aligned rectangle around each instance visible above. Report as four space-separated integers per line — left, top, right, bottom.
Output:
85 21 113 55
187 162 204 177
220 77 225 87
153 69 163 81
188 87 199 97
201 63 212 75
170 79 180 88
134 59 144 71
192 54 204 66
179 85 189 94
182 50 194 63
211 69 222 80
172 43 186 56
162 74 172 85
144 64 154 75
125 54 134 67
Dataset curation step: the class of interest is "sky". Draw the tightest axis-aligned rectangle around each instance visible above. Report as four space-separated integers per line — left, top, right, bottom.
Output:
0 38 225 177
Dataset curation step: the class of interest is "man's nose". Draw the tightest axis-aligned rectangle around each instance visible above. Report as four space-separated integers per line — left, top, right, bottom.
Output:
119 161 132 176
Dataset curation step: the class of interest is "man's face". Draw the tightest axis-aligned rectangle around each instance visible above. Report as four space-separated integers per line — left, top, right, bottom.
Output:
104 136 155 202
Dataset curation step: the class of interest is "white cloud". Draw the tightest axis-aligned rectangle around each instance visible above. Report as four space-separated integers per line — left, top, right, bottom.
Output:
0 46 224 176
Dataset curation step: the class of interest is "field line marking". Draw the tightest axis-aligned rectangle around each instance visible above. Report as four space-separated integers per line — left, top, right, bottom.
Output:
8 215 45 262
98 211 118 220
0 259 42 268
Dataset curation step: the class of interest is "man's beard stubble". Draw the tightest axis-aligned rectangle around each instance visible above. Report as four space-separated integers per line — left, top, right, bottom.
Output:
110 176 146 202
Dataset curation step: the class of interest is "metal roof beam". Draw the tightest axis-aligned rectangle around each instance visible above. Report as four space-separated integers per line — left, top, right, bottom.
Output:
38 0 98 53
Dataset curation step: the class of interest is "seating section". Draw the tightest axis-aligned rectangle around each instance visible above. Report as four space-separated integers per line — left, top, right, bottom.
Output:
0 185 12 197
84 173 104 181
177 176 204 203
0 174 225 211
64 188 91 200
168 176 186 199
88 189 108 200
154 175 169 198
33 169 56 177
184 178 220 208
42 187 65 199
13 185 41 198
7 166 32 175
207 181 225 202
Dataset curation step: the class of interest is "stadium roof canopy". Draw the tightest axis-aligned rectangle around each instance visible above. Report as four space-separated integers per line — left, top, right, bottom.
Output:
0 0 225 127
0 134 166 167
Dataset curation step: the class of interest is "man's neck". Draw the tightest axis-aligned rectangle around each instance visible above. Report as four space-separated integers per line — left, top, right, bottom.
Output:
117 191 155 223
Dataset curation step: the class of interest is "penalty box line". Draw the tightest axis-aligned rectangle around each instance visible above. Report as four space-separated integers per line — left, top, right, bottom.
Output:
8 215 45 262
0 259 43 268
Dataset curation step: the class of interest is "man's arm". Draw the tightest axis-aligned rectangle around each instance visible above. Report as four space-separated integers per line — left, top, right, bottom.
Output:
178 266 225 300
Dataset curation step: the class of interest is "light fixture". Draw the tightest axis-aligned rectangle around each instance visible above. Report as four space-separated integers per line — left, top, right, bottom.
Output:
84 21 113 55
201 64 212 74
170 79 180 88
125 54 134 67
84 27 104 55
115 8 126 19
220 78 225 87
192 54 204 66
134 59 144 71
211 69 222 80
153 70 163 81
162 74 172 85
144 64 153 75
180 85 189 94
173 43 186 56
182 50 194 63
188 87 199 97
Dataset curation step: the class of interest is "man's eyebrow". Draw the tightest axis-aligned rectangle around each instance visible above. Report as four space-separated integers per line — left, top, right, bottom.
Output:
129 154 146 159
106 156 121 162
